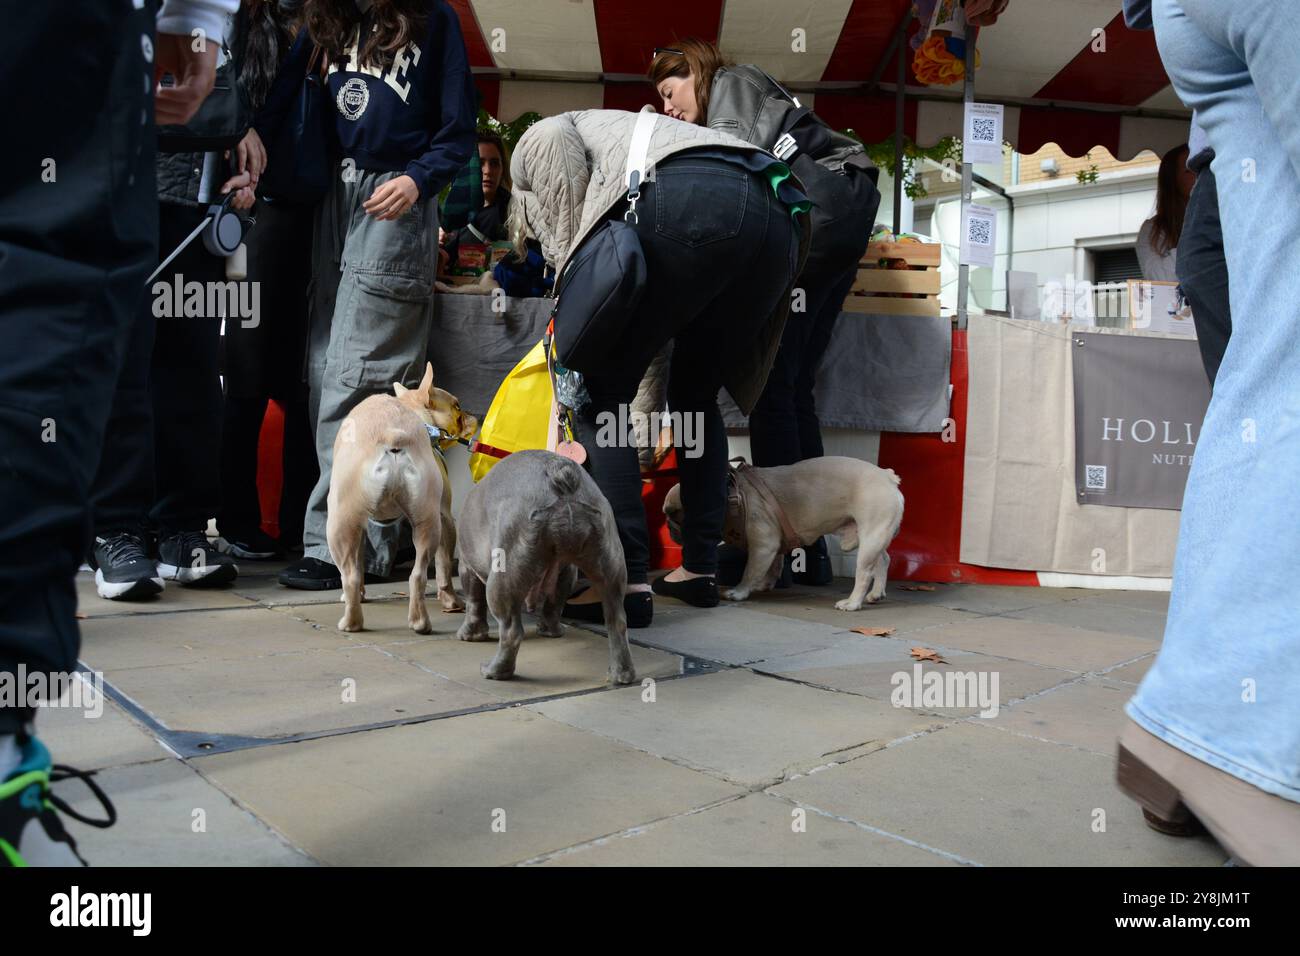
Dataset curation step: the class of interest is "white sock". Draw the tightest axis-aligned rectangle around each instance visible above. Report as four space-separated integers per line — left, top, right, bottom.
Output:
0 734 21 780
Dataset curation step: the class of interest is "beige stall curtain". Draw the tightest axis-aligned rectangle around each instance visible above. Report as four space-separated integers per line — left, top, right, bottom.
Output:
960 314 1182 578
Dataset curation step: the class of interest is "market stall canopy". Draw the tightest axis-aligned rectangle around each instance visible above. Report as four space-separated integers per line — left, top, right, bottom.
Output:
448 0 1191 160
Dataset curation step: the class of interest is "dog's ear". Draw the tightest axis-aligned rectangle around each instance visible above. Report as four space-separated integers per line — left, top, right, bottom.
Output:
418 362 435 397
393 382 409 397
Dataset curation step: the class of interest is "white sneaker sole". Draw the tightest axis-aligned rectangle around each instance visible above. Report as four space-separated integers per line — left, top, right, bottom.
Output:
157 562 238 585
95 569 164 601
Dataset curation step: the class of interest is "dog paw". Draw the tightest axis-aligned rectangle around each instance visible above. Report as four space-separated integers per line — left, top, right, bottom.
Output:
456 622 490 642
480 660 515 681
438 589 464 613
610 666 637 686
337 615 364 632
834 598 864 612
408 616 433 635
722 588 750 602
536 621 565 638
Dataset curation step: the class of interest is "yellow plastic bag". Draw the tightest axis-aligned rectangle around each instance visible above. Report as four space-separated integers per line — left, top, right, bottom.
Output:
468 338 553 482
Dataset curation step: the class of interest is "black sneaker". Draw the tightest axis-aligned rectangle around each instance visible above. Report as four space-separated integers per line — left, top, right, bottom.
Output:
278 556 342 590
563 590 653 629
91 531 163 600
1 734 116 867
215 527 282 560
157 530 238 587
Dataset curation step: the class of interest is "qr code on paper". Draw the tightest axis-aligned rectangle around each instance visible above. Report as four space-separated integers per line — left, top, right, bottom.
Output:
971 117 997 143
967 216 992 246
1085 465 1107 490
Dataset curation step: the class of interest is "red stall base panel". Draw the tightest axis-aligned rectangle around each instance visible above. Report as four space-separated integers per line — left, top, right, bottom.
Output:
875 329 1039 587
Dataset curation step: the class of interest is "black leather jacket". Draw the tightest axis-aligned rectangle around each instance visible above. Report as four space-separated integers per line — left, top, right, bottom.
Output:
706 64 873 176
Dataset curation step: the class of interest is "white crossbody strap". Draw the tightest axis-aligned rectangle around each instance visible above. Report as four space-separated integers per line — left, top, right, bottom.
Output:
625 106 659 192
623 106 659 222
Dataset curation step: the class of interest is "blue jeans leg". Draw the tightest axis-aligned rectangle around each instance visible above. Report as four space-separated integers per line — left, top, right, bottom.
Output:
1130 0 1300 802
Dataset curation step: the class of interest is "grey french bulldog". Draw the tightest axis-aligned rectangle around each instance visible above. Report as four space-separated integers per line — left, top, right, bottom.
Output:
455 449 637 685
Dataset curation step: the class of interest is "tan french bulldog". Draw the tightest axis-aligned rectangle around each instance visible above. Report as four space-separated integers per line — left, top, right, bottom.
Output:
326 363 477 633
664 456 904 611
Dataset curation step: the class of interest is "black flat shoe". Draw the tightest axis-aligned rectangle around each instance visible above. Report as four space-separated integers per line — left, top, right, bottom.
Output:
716 543 746 588
651 574 719 608
562 590 653 629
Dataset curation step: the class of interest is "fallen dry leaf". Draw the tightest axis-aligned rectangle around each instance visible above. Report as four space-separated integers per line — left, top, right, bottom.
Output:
851 626 895 637
74 612 88 619
910 646 950 664
899 583 936 592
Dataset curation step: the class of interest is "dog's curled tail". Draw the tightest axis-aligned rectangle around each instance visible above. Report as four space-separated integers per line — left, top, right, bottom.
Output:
543 454 583 497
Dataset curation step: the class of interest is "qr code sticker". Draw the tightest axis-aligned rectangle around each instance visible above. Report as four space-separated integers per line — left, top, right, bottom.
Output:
971 117 997 143
1085 465 1107 490
967 215 992 246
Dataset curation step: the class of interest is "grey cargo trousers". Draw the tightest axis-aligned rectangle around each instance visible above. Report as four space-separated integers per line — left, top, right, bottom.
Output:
302 166 437 574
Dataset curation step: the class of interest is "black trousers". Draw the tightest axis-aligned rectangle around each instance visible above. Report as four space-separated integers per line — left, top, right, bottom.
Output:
572 157 800 583
219 198 317 543
1177 162 1232 387
0 0 157 732
91 202 226 537
750 163 880 467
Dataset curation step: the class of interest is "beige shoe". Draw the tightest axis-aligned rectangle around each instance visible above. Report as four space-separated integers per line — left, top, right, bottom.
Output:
1117 719 1300 866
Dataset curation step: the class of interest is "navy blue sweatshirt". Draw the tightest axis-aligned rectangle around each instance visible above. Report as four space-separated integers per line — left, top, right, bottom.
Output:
256 0 476 201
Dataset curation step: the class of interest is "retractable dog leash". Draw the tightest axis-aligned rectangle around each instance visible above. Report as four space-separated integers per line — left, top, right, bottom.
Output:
146 191 251 286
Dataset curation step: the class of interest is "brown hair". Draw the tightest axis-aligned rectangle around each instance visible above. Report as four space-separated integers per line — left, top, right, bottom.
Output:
1150 143 1190 257
304 0 429 73
647 37 732 125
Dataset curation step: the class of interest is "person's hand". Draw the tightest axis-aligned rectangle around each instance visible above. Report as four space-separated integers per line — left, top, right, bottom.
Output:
233 128 267 186
964 0 1009 26
154 33 220 126
437 246 450 276
220 170 256 211
438 227 447 246
363 175 419 220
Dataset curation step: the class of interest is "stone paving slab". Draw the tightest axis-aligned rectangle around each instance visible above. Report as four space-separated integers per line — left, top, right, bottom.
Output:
1105 655 1155 685
230 569 432 607
529 669 945 787
756 642 1076 717
886 583 1089 615
102 642 500 739
33 696 169 772
1001 600 1167 641
627 602 848 665
198 708 744 866
60 758 315 866
740 595 987 636
76 569 254 617
1074 589 1171 613
536 792 957 866
79 605 354 672
278 598 685 700
990 677 1138 755
771 723 1228 866
906 615 1156 673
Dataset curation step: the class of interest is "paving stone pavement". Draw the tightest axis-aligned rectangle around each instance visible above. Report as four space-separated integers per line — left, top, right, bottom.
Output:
40 561 1227 866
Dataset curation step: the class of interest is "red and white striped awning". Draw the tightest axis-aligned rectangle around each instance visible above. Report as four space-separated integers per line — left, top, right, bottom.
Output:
447 0 1190 160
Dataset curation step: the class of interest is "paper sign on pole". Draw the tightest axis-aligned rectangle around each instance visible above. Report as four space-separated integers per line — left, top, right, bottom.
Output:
963 103 1004 166
960 202 997 268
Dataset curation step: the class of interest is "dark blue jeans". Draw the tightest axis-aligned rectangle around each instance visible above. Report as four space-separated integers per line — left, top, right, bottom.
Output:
750 163 879 466
0 0 157 732
573 156 800 583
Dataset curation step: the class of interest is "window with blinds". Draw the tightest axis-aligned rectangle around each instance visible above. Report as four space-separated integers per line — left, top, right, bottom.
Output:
1092 247 1143 283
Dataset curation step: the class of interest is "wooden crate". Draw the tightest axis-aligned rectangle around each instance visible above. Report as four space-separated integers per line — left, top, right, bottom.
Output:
843 240 942 317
